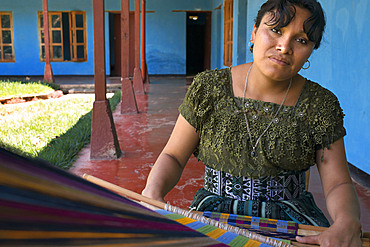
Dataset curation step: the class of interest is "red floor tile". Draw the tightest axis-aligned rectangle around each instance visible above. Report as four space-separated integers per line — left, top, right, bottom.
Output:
70 77 369 232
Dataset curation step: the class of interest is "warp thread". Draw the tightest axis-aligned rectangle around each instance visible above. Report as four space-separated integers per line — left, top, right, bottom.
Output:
164 204 292 247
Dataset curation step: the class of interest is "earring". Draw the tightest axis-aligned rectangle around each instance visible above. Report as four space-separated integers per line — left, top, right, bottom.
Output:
302 60 310 70
248 41 254 52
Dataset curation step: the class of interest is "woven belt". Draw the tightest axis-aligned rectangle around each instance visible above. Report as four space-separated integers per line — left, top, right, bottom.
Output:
203 166 306 201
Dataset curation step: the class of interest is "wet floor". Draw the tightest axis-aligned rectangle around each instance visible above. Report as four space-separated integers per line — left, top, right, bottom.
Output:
70 76 370 231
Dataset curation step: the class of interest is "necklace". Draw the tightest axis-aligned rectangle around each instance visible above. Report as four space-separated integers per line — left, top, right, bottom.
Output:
242 65 292 157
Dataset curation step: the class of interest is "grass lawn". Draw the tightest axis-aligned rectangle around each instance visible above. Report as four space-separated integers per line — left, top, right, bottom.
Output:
0 81 121 169
0 80 56 98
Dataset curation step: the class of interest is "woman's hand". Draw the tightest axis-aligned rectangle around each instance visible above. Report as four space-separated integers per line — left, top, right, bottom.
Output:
306 138 362 246
296 219 362 247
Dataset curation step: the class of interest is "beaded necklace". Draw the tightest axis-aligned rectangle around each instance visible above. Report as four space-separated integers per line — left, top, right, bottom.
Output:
242 64 292 157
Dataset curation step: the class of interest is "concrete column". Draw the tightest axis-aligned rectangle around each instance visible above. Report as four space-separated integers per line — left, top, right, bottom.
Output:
141 0 149 84
42 0 54 82
90 0 121 159
133 0 144 94
121 0 138 114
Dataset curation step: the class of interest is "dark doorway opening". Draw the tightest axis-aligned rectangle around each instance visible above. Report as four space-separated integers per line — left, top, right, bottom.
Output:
109 12 135 77
186 12 211 76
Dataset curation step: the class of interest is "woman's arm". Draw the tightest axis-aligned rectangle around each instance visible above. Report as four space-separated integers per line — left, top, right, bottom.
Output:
141 114 200 202
297 138 362 246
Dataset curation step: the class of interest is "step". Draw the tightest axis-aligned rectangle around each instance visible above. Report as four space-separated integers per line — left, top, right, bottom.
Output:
59 83 121 94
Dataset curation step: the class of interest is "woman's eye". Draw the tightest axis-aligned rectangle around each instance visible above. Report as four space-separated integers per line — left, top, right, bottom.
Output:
271 28 282 34
296 38 308 45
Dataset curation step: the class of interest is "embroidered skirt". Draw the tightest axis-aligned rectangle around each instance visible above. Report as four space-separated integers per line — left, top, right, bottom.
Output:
189 166 330 227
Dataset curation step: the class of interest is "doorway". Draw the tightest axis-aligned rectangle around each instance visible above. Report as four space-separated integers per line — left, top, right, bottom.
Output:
186 12 211 76
109 12 135 77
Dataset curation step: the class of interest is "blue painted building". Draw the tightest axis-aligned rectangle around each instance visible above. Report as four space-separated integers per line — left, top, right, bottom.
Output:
0 0 368 175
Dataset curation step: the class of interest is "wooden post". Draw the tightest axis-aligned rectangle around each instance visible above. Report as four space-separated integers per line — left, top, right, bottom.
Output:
90 0 121 159
141 0 149 84
42 0 54 82
132 0 144 94
121 0 139 114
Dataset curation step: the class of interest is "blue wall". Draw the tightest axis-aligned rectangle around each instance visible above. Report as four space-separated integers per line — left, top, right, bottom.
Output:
308 0 369 174
0 0 213 76
210 0 223 69
210 0 222 69
233 0 247 66
0 0 95 75
1 0 43 75
144 0 213 75
105 0 213 75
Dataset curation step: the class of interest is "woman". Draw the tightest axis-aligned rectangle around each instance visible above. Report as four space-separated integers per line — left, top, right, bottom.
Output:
142 0 362 246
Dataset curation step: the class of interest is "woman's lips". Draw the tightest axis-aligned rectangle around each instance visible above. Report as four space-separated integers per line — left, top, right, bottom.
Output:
269 56 290 66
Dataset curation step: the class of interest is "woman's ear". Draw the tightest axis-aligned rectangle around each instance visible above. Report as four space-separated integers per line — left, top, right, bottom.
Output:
251 23 257 43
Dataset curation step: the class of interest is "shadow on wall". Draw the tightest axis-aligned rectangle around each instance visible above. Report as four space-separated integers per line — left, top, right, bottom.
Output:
147 49 186 75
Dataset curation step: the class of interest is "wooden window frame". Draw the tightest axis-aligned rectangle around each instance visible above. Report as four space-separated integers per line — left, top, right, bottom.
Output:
38 11 87 62
223 0 233 67
0 12 15 62
70 11 87 62
50 12 64 62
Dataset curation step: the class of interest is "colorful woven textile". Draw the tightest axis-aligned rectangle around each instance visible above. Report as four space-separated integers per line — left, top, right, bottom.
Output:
156 209 291 247
203 211 300 240
0 148 225 246
203 165 306 201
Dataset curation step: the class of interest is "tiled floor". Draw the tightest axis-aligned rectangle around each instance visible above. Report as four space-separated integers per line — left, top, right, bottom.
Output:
69 76 370 232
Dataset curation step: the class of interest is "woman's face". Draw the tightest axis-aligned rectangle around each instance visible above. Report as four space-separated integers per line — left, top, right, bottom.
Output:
251 5 315 81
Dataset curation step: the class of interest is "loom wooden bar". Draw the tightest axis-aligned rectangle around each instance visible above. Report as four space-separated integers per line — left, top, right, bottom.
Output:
83 174 166 209
42 0 54 82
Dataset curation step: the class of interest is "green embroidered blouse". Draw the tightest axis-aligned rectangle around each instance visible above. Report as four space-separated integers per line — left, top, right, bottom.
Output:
179 68 346 178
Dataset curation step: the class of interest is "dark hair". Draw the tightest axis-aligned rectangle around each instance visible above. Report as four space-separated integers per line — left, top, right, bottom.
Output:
255 0 326 49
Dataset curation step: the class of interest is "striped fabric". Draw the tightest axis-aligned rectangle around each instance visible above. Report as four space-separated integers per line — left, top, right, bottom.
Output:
0 148 225 247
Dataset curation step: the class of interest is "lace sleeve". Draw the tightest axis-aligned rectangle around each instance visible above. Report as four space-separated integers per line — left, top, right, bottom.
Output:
178 70 217 132
310 87 346 150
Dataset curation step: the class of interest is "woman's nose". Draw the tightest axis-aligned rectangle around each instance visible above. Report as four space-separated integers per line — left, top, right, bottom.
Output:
276 38 293 54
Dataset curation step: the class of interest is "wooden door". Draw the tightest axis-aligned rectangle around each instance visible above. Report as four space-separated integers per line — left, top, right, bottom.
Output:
112 14 121 76
111 12 135 77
